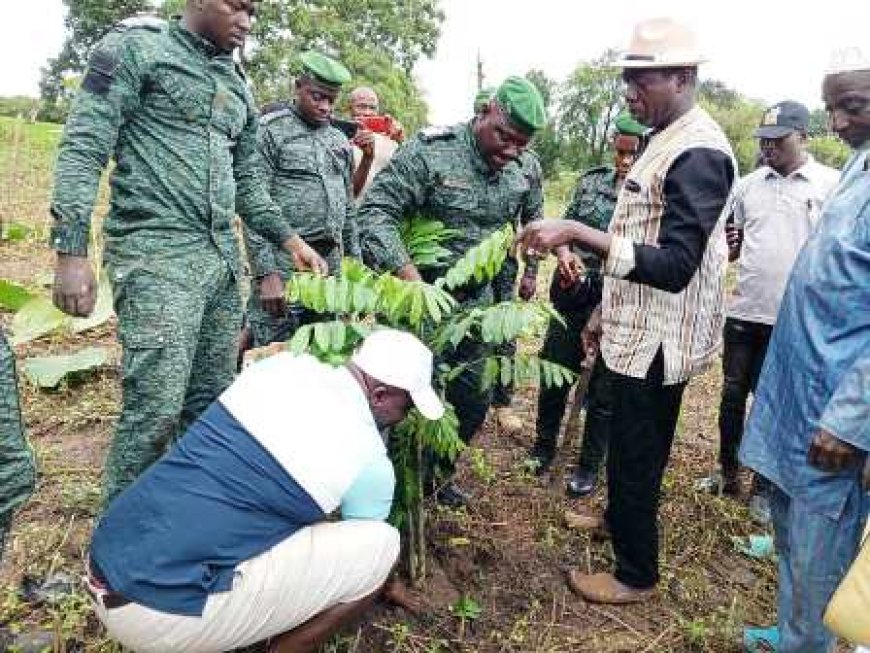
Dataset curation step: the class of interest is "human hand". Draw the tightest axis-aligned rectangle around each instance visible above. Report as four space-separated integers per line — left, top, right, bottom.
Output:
397 262 422 282
284 235 328 275
726 225 742 262
807 429 862 473
258 272 287 317
353 128 376 158
518 271 537 301
556 247 581 285
514 220 578 260
387 115 404 142
53 254 97 317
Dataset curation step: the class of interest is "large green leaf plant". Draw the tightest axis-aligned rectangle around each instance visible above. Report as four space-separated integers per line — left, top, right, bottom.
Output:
283 224 574 581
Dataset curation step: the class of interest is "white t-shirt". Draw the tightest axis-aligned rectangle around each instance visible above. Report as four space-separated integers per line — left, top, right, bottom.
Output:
220 352 393 516
728 157 840 325
352 132 398 202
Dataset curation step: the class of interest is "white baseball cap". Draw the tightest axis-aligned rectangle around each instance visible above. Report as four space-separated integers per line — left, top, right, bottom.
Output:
351 329 445 420
826 47 870 75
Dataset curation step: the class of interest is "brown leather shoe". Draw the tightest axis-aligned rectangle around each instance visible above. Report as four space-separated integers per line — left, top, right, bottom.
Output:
563 509 609 540
566 571 655 604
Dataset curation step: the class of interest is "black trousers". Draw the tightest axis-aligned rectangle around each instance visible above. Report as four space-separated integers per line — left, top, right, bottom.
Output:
717 318 772 473
534 305 612 472
604 350 686 589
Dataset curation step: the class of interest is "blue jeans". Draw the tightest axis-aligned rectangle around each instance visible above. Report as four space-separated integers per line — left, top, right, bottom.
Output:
769 482 866 653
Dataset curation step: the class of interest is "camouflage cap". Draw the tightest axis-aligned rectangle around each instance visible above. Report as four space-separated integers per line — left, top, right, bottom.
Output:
473 87 496 113
614 112 649 137
299 50 351 88
496 76 547 134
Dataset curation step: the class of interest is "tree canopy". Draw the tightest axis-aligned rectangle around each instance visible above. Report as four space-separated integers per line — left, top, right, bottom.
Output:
39 0 443 130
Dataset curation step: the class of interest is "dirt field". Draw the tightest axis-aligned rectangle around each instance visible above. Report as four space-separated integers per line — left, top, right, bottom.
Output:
1 116 789 652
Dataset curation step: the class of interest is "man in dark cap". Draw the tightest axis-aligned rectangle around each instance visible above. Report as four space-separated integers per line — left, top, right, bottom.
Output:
49 0 326 506
360 75 547 507
243 51 361 347
711 101 838 512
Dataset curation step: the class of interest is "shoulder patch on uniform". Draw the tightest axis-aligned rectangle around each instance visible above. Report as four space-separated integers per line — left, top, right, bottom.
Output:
420 125 455 142
81 47 120 96
116 14 166 32
259 107 292 126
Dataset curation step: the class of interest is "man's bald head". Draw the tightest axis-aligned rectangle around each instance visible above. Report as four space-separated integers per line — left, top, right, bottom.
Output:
349 87 380 118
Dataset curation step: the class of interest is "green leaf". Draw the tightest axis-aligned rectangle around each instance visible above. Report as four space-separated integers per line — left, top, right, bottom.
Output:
10 296 69 345
23 347 110 388
1 222 32 242
440 224 514 290
451 595 482 620
499 356 512 388
0 279 34 312
287 325 313 354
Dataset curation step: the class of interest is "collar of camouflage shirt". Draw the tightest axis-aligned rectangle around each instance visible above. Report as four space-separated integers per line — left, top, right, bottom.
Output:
176 17 224 58
464 121 501 179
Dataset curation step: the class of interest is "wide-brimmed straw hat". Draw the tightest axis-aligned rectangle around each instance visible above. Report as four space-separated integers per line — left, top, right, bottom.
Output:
617 18 707 69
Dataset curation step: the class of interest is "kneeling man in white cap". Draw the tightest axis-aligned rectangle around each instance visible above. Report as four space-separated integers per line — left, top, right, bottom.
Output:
85 329 444 653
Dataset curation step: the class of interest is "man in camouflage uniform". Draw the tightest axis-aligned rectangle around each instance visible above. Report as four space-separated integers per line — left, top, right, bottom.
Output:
482 85 542 436
360 76 547 507
528 114 648 499
244 51 359 347
0 329 36 560
49 0 326 506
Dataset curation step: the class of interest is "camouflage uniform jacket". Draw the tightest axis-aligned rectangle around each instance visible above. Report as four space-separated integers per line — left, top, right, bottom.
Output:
563 166 619 278
359 121 544 273
245 104 358 279
49 17 293 278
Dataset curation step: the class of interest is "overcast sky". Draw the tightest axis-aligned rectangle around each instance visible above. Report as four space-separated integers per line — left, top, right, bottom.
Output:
5 0 870 123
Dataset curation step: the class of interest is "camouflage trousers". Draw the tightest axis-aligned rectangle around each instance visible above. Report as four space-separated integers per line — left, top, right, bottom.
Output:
0 330 37 559
104 253 242 506
425 278 496 480
246 242 341 348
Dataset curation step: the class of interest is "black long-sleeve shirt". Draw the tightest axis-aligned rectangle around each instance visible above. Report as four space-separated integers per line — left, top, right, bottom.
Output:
626 148 735 293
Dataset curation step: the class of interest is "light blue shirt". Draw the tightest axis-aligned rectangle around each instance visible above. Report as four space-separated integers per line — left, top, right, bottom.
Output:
740 146 870 520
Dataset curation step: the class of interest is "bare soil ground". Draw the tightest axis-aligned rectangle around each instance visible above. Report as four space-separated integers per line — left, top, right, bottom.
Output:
0 115 807 652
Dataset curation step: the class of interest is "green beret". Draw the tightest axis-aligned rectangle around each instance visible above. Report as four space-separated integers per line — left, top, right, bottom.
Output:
473 87 496 113
613 112 649 137
299 50 351 88
495 76 547 134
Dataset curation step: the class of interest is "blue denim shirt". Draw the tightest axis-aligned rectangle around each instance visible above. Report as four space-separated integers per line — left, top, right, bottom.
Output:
740 146 870 520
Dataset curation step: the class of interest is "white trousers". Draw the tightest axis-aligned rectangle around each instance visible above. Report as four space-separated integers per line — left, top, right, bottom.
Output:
92 520 399 653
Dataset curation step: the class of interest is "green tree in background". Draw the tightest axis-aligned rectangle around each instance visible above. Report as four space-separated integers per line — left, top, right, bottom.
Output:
525 69 561 179
38 0 443 131
220 0 442 131
698 80 764 175
558 49 623 172
39 0 151 122
808 135 850 169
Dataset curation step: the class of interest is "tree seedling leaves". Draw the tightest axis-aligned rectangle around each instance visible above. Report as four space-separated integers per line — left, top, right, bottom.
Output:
451 595 482 620
23 346 110 388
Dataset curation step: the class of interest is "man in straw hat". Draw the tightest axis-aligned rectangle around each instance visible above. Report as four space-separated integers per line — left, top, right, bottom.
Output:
739 47 870 652
515 17 736 603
